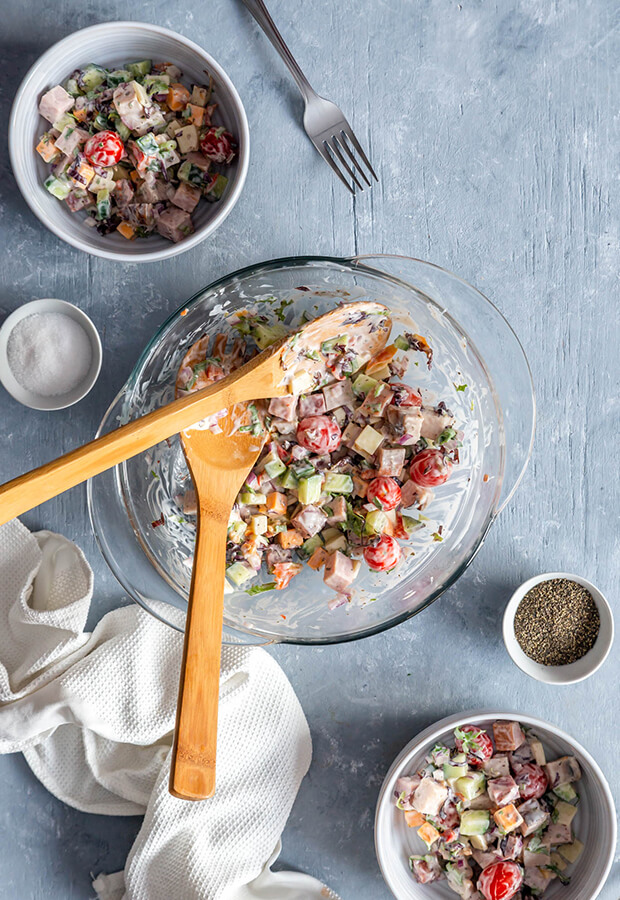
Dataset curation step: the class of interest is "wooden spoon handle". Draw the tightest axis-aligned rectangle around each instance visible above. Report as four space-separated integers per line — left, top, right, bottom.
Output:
0 372 255 528
169 497 228 800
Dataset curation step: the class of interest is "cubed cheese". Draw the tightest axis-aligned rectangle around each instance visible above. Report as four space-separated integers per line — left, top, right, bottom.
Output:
175 124 199 154
353 424 384 457
493 803 523 833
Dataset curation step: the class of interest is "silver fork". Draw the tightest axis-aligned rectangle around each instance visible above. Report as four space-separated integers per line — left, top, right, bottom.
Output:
240 0 378 193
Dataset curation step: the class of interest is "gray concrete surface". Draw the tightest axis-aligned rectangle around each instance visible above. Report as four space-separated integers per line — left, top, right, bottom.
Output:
0 0 618 897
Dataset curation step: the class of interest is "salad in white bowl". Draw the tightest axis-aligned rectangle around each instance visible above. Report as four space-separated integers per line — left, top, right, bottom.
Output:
375 712 616 900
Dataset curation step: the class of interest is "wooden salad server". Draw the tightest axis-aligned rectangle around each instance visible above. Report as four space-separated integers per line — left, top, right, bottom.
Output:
0 300 391 528
167 303 392 800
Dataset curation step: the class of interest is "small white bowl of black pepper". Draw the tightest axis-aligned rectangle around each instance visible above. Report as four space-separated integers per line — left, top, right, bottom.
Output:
503 572 614 684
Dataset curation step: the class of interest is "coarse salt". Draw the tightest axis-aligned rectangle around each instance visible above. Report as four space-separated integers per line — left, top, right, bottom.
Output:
6 312 92 397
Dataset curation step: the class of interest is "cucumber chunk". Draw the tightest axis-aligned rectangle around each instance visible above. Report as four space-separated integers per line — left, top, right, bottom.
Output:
323 473 354 494
127 59 152 77
81 64 107 90
454 771 486 800
226 562 255 586
459 810 490 836
553 784 577 803
298 475 323 505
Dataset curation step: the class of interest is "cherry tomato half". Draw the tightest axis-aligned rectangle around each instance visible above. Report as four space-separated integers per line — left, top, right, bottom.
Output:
477 861 523 900
390 383 422 407
296 416 341 455
514 763 548 800
200 127 236 164
363 535 401 572
455 724 494 766
410 449 452 487
84 131 125 167
367 476 402 511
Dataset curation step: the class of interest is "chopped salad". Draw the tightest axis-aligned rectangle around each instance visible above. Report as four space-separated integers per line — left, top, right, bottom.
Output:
175 304 462 603
36 60 236 242
394 720 583 899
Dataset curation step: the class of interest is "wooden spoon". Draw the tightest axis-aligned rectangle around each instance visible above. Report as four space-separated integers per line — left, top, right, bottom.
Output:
167 301 392 800
0 300 391 527
168 334 267 800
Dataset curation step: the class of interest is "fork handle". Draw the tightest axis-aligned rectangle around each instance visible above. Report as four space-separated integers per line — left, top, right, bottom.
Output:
240 0 318 103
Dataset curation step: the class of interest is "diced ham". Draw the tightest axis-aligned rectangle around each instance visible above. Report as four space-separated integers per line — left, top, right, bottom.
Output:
155 206 194 243
323 551 360 592
342 422 362 448
359 383 393 417
498 833 523 860
387 405 423 443
518 799 550 836
472 849 503 870
468 792 495 810
420 406 456 440
54 124 88 156
523 837 551 868
377 446 406 477
268 394 298 422
64 190 94 212
266 545 292 572
483 755 511 778
326 495 347 525
172 181 201 213
488 776 520 807
545 823 572 845
524 867 556 892
543 756 581 787
493 721 526 752
400 478 434 510
115 179 134 208
113 81 146 129
393 774 421 809
412 777 448 817
183 150 210 172
298 393 327 417
322 380 355 410
509 742 534 769
291 505 327 538
38 85 75 124
410 856 443 884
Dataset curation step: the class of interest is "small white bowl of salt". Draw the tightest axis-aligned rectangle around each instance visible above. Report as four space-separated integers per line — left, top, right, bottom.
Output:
0 299 102 410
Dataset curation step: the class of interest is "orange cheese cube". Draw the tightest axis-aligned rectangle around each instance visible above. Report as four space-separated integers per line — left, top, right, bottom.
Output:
277 529 304 549
307 547 328 570
417 822 440 845
352 475 368 499
167 83 191 110
116 221 136 240
36 133 61 163
187 103 206 127
404 810 425 828
493 803 524 834
73 107 88 122
266 492 287 515
365 344 398 375
69 158 95 188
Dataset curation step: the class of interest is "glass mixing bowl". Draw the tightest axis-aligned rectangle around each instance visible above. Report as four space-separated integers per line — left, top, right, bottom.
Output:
88 255 535 644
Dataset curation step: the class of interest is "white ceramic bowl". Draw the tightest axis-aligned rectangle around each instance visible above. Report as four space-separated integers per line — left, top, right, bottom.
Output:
375 710 617 900
0 298 102 410
502 573 614 685
9 22 249 262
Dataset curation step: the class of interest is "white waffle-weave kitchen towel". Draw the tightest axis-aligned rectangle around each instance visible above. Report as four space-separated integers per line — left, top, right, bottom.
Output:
0 519 312 900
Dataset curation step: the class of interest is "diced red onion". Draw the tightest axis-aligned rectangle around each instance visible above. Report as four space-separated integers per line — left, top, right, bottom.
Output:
397 434 413 444
328 594 348 610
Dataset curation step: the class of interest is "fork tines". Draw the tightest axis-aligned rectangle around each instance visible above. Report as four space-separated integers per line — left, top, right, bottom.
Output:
318 125 378 194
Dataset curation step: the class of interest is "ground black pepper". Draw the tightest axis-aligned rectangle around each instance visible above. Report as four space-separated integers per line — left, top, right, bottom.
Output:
514 578 600 666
